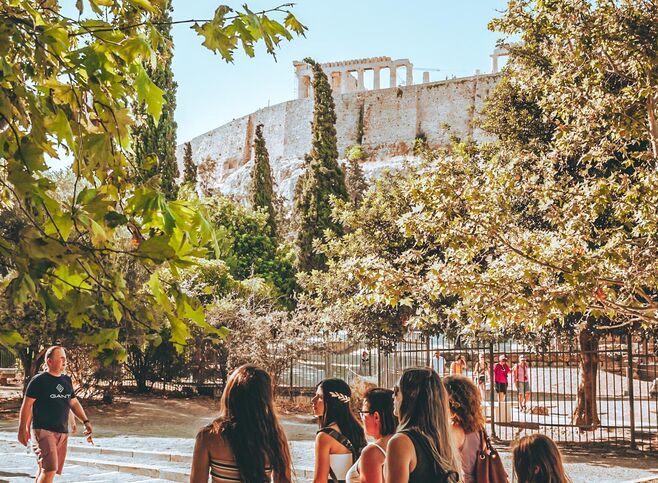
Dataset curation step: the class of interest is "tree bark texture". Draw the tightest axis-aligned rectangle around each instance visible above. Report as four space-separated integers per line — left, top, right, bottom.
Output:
573 325 601 430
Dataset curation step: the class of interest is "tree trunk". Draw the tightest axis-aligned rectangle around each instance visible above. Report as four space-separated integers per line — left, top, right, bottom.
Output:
19 344 45 392
572 325 601 430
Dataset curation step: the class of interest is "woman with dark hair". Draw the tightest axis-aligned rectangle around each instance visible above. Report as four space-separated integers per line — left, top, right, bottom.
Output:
346 388 398 483
385 367 462 483
190 365 292 483
443 375 486 483
512 434 571 483
312 378 367 483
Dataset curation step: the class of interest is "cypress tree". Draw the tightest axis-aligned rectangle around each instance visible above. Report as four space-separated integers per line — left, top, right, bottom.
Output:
182 142 197 186
249 124 277 238
293 58 348 272
345 157 368 207
133 0 179 200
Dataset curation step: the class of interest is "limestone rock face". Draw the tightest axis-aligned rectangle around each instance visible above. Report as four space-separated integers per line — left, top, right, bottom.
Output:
176 74 499 203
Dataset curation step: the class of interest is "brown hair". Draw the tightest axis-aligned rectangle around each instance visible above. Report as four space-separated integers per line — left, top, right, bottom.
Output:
212 365 292 483
512 434 571 483
443 375 485 433
363 388 397 436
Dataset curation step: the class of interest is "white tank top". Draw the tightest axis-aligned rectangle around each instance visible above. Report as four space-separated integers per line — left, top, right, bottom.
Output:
345 442 386 483
330 453 354 480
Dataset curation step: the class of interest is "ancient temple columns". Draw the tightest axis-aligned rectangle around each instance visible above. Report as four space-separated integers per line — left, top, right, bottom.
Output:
357 69 365 91
294 57 415 99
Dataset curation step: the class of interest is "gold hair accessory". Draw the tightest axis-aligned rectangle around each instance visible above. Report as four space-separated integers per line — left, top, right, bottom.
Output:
329 391 350 404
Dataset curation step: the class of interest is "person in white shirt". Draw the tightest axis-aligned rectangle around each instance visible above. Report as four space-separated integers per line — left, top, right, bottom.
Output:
432 351 445 377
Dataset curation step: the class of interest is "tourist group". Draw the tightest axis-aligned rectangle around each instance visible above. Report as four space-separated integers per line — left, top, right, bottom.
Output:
17 346 570 482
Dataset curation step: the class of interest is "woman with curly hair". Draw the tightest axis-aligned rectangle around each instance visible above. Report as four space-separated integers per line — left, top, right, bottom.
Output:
443 375 486 483
190 364 292 483
312 378 367 483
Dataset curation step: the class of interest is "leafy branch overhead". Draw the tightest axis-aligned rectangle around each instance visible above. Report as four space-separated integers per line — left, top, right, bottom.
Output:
0 0 305 353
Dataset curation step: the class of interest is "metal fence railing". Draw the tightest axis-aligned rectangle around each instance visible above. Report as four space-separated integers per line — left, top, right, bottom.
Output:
281 332 657 452
0 348 17 369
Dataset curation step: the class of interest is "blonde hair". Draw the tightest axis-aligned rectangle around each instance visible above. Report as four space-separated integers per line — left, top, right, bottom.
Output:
397 367 463 480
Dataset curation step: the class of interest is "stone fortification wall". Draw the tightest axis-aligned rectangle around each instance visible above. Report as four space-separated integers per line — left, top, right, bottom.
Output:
176 73 499 201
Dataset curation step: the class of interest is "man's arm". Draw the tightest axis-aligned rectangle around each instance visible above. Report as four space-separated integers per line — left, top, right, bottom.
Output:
17 397 35 446
69 398 92 436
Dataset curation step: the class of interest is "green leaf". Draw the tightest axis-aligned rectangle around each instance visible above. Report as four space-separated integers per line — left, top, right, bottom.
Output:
0 330 27 349
135 64 165 123
138 235 175 262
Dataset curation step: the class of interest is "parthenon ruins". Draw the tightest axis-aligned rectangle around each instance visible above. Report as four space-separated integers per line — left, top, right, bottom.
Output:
293 56 414 99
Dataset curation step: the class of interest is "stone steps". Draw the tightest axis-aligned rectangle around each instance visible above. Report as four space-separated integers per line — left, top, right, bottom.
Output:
0 437 314 482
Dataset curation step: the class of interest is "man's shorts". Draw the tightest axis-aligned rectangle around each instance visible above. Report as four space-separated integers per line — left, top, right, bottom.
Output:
32 429 68 474
517 381 531 393
495 382 508 393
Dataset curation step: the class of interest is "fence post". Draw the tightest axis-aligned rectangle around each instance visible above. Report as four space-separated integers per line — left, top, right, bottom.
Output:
489 341 496 438
289 359 294 401
626 334 636 449
377 340 382 387
425 335 431 368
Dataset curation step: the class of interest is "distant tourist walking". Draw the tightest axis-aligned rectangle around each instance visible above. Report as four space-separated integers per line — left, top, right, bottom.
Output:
450 355 467 376
493 354 511 402
473 354 489 402
432 351 446 376
17 346 93 483
312 378 367 483
190 364 292 483
346 388 398 483
512 434 571 483
385 367 462 483
443 376 486 483
513 355 532 411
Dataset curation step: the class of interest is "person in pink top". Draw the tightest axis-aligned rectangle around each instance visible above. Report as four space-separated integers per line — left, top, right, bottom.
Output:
493 354 511 402
513 355 532 411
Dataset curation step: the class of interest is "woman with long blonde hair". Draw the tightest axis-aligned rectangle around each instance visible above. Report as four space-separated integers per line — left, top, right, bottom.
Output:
385 367 462 483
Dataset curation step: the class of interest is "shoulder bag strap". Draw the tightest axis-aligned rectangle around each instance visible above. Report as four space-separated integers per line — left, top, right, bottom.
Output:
318 427 354 482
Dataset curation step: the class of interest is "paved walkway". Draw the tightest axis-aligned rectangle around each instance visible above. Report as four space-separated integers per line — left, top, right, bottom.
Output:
0 394 656 482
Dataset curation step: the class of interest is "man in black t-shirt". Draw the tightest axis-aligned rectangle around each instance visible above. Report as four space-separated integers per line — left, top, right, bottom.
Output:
17 346 93 482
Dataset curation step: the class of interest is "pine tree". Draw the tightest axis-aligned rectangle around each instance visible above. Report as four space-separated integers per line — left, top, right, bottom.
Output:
249 124 277 238
182 142 197 186
293 58 348 272
345 157 368 207
133 1 179 200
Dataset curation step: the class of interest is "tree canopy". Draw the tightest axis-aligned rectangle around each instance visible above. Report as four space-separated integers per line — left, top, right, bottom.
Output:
0 0 305 353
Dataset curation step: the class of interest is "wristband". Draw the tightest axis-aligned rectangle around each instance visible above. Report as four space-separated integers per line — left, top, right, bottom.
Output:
83 420 90 424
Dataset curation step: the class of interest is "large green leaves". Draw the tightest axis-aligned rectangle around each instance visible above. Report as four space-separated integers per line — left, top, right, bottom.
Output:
0 1 305 353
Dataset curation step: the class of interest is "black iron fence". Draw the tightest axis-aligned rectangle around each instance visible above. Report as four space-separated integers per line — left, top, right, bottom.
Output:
284 332 658 452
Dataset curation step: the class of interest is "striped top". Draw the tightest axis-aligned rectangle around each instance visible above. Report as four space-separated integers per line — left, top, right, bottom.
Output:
209 457 272 482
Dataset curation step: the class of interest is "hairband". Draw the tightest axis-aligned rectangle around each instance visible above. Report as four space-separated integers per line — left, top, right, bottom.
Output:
329 391 350 404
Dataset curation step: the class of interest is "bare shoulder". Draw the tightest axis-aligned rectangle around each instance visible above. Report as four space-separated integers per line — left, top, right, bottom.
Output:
388 432 414 452
360 443 385 465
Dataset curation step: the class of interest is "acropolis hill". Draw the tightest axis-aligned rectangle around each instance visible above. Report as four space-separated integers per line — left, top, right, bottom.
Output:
175 50 508 201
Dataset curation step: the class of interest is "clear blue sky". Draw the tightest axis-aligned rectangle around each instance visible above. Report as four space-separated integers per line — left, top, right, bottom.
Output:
49 1 510 170
172 0 510 143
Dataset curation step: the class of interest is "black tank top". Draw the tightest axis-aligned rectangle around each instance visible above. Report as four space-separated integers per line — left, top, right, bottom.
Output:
401 429 459 483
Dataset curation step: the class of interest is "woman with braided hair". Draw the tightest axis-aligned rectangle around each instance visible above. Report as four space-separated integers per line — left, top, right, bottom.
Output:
312 378 367 483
